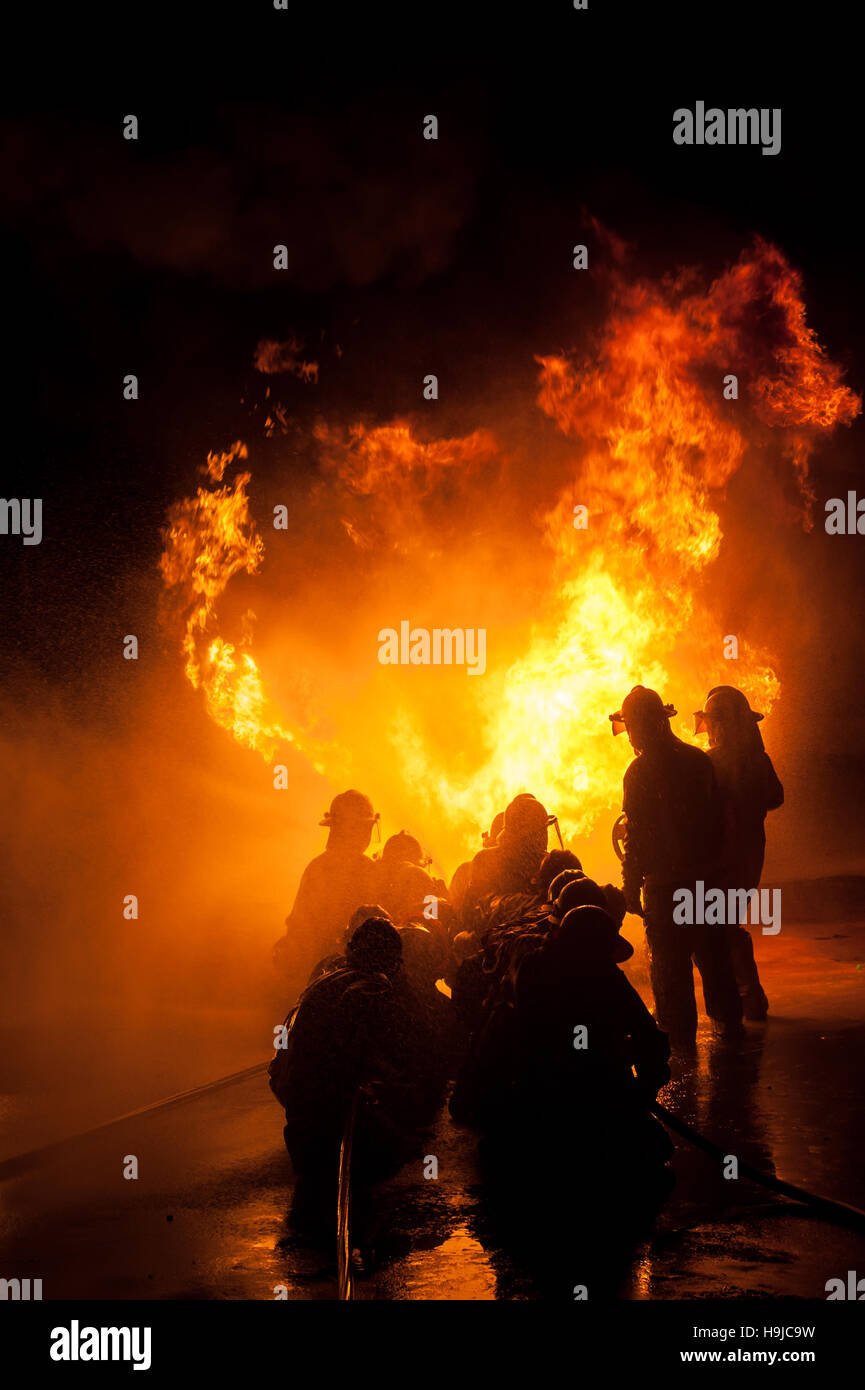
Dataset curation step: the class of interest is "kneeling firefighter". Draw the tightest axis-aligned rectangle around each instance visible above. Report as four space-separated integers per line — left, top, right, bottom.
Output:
269 917 411 1188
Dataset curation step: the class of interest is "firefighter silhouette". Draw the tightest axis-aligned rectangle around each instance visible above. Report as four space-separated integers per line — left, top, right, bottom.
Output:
610 686 743 1044
273 790 380 994
694 686 784 1019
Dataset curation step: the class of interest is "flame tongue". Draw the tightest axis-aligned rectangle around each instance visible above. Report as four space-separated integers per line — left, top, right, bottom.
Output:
160 443 328 769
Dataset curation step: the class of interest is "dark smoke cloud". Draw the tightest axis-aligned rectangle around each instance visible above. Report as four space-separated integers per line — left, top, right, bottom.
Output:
0 108 479 292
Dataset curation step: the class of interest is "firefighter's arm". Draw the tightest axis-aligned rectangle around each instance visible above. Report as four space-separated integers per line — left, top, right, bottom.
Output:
621 769 646 915
764 754 784 811
627 986 671 1099
273 861 317 962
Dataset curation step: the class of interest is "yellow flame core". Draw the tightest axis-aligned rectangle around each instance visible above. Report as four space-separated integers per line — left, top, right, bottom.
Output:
159 243 859 864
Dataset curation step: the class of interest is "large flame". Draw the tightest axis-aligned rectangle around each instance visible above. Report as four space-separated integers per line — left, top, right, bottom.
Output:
159 241 860 869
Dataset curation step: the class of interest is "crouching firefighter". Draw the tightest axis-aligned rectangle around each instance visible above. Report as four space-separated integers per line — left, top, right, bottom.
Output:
610 686 743 1046
511 905 674 1191
269 917 413 1197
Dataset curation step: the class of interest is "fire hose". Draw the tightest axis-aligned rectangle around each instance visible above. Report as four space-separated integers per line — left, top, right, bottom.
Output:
611 813 865 1231
650 1098 865 1234
337 1090 360 1300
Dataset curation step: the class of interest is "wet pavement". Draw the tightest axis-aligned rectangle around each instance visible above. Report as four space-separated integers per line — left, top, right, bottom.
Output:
1 918 863 1300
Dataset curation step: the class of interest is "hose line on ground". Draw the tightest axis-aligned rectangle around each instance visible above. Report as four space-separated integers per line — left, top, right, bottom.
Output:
651 1099 865 1234
337 1091 360 1301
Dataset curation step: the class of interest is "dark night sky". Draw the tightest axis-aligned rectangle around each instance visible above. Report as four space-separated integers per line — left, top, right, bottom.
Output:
2 4 865 862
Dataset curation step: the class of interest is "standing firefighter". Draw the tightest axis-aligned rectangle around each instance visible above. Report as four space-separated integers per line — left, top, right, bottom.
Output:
463 793 554 914
273 790 379 994
610 685 743 1045
449 812 504 918
694 686 784 1019
370 831 447 922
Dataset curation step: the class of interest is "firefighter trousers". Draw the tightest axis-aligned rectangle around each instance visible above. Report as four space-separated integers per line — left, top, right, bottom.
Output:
644 882 743 1039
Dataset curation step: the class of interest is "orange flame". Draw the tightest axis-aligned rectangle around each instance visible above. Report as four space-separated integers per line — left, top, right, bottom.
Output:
159 241 860 867
159 442 328 770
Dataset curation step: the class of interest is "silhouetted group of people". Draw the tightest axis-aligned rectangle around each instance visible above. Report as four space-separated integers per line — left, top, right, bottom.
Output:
268 682 783 1216
615 683 782 1044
